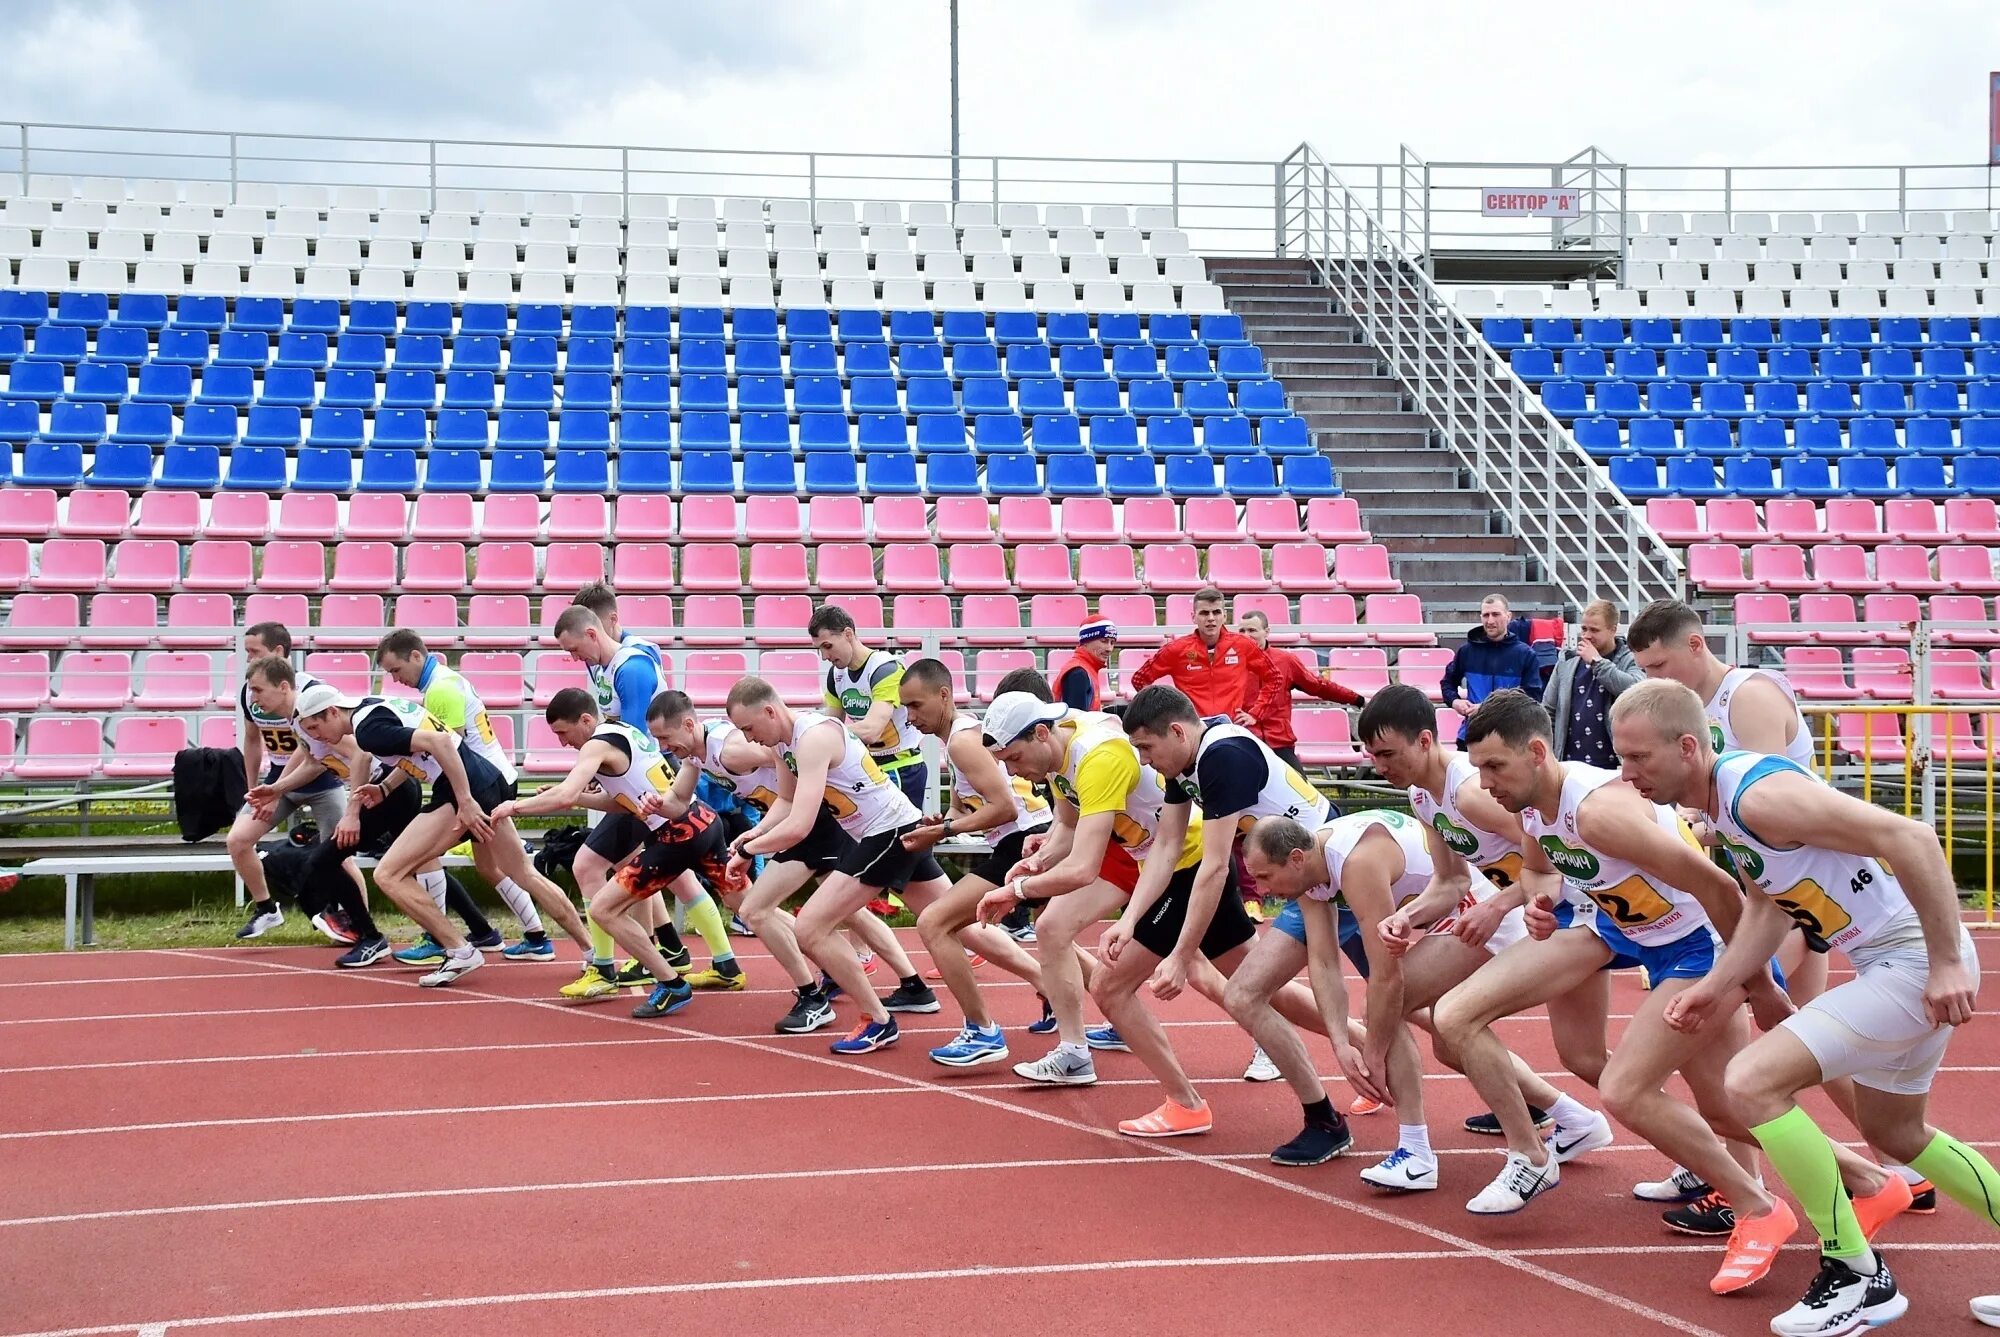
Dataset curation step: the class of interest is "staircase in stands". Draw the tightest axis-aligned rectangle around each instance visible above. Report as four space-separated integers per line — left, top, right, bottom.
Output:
1210 257 1564 625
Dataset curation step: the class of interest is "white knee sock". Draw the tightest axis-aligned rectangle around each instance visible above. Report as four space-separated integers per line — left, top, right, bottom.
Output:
417 869 448 911
494 877 543 935
1548 1092 1598 1130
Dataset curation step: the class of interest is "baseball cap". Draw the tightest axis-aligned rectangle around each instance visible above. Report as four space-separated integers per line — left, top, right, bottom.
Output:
981 691 1067 748
293 681 360 719
1077 617 1117 644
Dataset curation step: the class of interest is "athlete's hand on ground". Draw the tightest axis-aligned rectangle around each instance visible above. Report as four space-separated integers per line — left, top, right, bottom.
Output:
1451 896 1507 949
1099 919 1135 964
1376 910 1417 957
354 783 385 810
1524 893 1559 940
1662 983 1721 1034
1147 952 1190 1001
1335 1042 1390 1108
457 800 494 842
974 887 1016 925
333 813 362 849
1925 957 1978 1026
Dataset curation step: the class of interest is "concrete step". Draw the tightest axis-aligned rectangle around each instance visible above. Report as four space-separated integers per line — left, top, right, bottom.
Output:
1300 409 1434 430
1319 446 1461 473
1360 509 1499 537
1259 342 1378 363
1341 490 1494 516
1289 391 1405 414
1378 535 1527 558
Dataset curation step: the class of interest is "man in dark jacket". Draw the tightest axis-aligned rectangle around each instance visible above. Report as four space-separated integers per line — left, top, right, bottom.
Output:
1440 594 1542 743
1541 599 1641 766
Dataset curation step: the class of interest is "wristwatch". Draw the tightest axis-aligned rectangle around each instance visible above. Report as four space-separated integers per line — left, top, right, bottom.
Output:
940 818 953 838
1011 875 1031 902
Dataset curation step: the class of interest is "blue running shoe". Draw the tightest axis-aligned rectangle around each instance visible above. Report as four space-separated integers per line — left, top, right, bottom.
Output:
818 970 844 1002
830 1016 899 1054
929 1023 1009 1068
1025 993 1058 1035
728 913 756 938
502 936 555 961
1085 1023 1128 1052
393 936 446 966
337 936 392 968
468 929 505 951
632 979 695 1018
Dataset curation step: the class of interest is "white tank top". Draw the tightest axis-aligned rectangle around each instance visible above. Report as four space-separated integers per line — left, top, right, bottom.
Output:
1711 751 1917 953
425 662 517 785
1302 809 1442 908
255 671 325 759
1706 666 1813 766
695 719 783 809
1410 750 1526 886
353 698 449 785
778 710 917 839
1048 710 1194 864
589 720 676 830
1187 720 1331 835
589 636 664 720
948 713 1052 842
296 703 358 782
1523 763 1714 947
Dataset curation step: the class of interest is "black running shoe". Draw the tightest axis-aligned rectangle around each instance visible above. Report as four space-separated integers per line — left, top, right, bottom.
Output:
1770 1252 1903 1336
884 981 941 1013
1463 1105 1553 1136
1270 1118 1353 1167
1662 1190 1736 1237
468 928 505 951
1909 1181 1937 1213
616 961 653 989
776 988 836 1035
663 946 694 974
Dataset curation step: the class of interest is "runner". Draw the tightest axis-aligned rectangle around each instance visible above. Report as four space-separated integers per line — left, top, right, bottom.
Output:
1431 690 1798 1295
725 677 943 1053
490 688 708 1018
1615 678 1984 1333
896 657 1057 1068
809 604 929 810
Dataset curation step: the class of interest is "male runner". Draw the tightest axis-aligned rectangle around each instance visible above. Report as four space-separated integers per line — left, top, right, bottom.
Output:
726 677 943 1053
1615 679 1988 1333
491 688 708 1018
226 622 347 939
1432 691 1800 1294
809 605 929 810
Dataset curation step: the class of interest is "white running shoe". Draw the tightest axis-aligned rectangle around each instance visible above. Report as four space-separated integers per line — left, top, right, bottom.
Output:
1359 1146 1439 1192
1972 1293 2000 1328
1466 1151 1559 1215
1770 1252 1902 1337
1548 1110 1615 1164
419 950 486 989
1633 1164 1710 1202
1243 1047 1282 1082
1012 1046 1097 1086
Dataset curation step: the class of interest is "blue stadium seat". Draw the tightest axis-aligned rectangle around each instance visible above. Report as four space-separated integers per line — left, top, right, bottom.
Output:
1684 418 1734 455
489 449 548 494
889 310 938 344
844 343 892 377
1806 382 1858 418
1848 417 1901 455
1827 317 1874 348
1837 456 1898 498
433 409 492 451
678 451 737 494
449 336 501 373
1958 456 2000 495
559 411 612 450
1058 345 1109 381
1531 318 1577 348
1046 313 1094 347
6 359 64 401
16 442 83 487
155 329 212 366
256 366 315 409
1164 455 1221 497
1221 454 1280 497
916 413 969 453
514 306 562 339
1006 343 1054 377
1128 380 1177 416
621 338 671 376
1776 317 1823 348
1089 414 1140 455
442 370 495 410
1182 381 1236 417
293 447 355 492
95 327 147 364
1930 317 1976 348
924 453 981 494
228 297 282 335
786 412 841 453
0 292 49 328
617 451 674 492
1017 377 1067 415
1722 455 1781 497
423 450 485 493
974 414 1027 453
1281 454 1339 497
1147 414 1196 454
1752 382 1804 417
677 411 731 449
401 302 454 338
621 373 671 411
1148 314 1197 347
1963 418 2000 453
962 379 1013 416
1646 380 1694 418
1510 348 1557 386
459 305 508 339
109 402 172 444
1538 380 1587 418
1559 348 1607 381
31 326 88 364
1113 345 1163 381
1200 314 1249 347
0 399 39 445
1030 413 1084 455
502 372 556 412
346 300 399 337
1793 416 1844 455
984 451 1041 495
85 441 155 489
497 410 551 452
1482 318 1528 351
863 451 920 495
318 369 375 410
554 449 610 494
225 445 289 491
157 444 221 490
1608 456 1661 497
369 409 428 450
1096 313 1143 347
784 309 832 342
677 374 729 414
1858 381 1908 416
333 334 388 372
1817 348 1864 381
802 452 860 495
905 376 956 414
742 451 798 495
1628 317 1676 348
177 404 240 445
1203 416 1257 455
1893 455 1950 496
849 376 901 415
620 411 672 451
1764 347 1812 381
244 406 302 446
508 337 558 375
1724 319 1771 349
1706 347 1754 380
856 414 908 454
561 373 613 413
786 340 836 375
51 291 110 330
71 362 130 404
1581 316 1627 349
166 295 224 332
392 335 443 371
838 309 886 345
1912 380 1965 418
566 337 615 375
896 342 945 376
308 408 364 449
735 374 788 414
1073 380 1124 416
994 312 1041 347
1165 347 1215 380
1045 454 1101 497
1878 317 1924 348
357 448 419 493
43 401 106 444
673 307 721 339
1105 454 1161 497
953 342 1001 378
1736 416 1788 455
1575 416 1627 457
275 332 329 370
1663 455 1721 497
792 374 846 414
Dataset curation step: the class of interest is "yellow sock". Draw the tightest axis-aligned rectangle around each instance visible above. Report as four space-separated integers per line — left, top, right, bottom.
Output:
588 919 616 965
681 893 734 964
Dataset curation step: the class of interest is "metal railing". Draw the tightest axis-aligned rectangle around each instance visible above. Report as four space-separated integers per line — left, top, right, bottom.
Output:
1392 145 1630 263
1278 143 1683 612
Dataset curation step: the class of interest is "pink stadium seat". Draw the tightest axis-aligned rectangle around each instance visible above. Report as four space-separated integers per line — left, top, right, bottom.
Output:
746 543 809 591
252 540 326 593
1834 712 1910 766
674 494 735 542
81 593 156 649
1686 542 1749 592
1113 647 1152 691
759 650 823 707
934 649 972 704
1851 648 1913 700
744 496 804 542
0 653 51 710
1793 593 1865 645
0 538 26 591
1330 543 1396 592
616 595 675 641
935 496 995 543
1931 649 1999 702
1324 647 1391 696
1644 498 1703 544
1938 545 2000 592
522 717 575 775
50 651 132 711
741 594 805 646
1944 498 2000 543
1142 544 1203 592
472 542 538 593
1293 708 1365 768
1302 497 1369 544
1232 591 1296 644
0 488 57 539
481 711 518 770
543 542 608 593
1875 544 1944 594
160 593 234 649
33 538 108 592
15 717 103 780
197 715 237 750
315 594 387 648
613 495 677 541
825 593 885 637
478 494 540 541
805 496 867 542
1027 594 1091 645
1259 542 1328 593
954 542 1021 592
1928 711 1999 763
973 649 1039 699
889 594 954 648
1115 497 1180 545
275 492 340 541
1882 499 1944 544
1299 593 1362 645
1733 593 1801 645
1747 543 1815 593
1096 593 1162 645
392 594 462 645
960 594 1022 647
461 651 526 708
1058 497 1117 544
537 595 571 647
1163 594 1196 629
134 651 219 709
241 593 308 634
1810 544 1881 593
326 541 395 593
1931 596 2000 647
997 497 1057 543
1858 594 1919 645
103 539 182 593
1245 497 1306 542
412 493 476 541
1183 497 1244 543
345 492 410 541
1782 646 1860 700
402 541 471 593
529 650 590 708
1361 593 1432 645
684 651 750 707
1071 544 1135 593
1704 498 1769 542
59 489 130 539
1396 646 1453 700
134 491 210 540
1 594 78 650
1820 499 1885 544
303 651 372 697
102 716 189 779
870 496 929 543
820 542 884 592
1206 543 1268 593
548 494 608 541
610 541 678 592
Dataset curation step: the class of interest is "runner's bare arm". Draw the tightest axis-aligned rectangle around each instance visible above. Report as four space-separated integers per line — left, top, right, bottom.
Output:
1578 781 1745 941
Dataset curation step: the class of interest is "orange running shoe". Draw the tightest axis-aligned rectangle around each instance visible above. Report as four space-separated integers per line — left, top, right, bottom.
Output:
1907 1177 1937 1213
1853 1174 1914 1241
1711 1197 1798 1295
1117 1099 1214 1138
923 954 985 980
1349 1095 1385 1116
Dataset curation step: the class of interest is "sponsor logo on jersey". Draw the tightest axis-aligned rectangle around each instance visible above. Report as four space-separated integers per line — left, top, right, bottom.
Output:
1431 812 1481 857
1539 835 1602 881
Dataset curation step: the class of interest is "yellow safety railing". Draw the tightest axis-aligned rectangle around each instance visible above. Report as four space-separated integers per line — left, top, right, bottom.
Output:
1803 704 1996 925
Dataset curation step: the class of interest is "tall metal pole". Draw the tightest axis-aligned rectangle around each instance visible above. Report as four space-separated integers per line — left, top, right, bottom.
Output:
949 0 961 205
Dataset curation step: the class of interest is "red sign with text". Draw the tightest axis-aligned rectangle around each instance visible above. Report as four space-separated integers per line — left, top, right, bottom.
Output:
1481 189 1581 219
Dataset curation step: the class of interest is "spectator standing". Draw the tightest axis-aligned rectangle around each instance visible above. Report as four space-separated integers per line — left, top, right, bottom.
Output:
1050 618 1117 710
1541 599 1641 767
1235 609 1365 772
1439 593 1542 743
1128 587 1285 725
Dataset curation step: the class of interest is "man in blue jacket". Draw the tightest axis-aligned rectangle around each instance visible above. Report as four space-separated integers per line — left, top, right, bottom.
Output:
1440 594 1543 743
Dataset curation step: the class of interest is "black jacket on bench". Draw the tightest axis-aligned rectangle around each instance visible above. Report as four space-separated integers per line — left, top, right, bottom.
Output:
172 746 247 842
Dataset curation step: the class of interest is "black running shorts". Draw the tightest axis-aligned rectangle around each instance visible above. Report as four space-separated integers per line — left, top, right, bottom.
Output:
1130 861 1256 961
837 822 946 892
770 805 856 871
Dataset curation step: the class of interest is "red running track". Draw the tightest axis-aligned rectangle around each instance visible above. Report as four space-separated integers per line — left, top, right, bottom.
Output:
1 927 1996 1336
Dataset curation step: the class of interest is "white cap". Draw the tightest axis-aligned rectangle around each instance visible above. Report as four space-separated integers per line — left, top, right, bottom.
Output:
293 681 360 719
981 692 1066 748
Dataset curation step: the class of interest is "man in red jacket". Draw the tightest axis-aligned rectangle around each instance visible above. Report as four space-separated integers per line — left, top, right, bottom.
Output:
1129 587 1285 724
1237 609 1366 772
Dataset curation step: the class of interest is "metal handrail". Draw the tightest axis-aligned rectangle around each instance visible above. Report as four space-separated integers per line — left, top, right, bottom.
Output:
1279 142 1683 613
